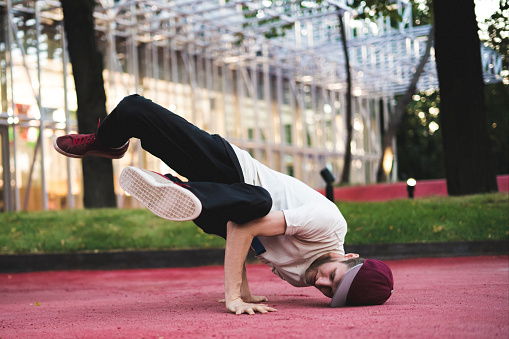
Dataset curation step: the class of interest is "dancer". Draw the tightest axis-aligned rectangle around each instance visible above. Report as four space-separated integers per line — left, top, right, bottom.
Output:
54 94 393 315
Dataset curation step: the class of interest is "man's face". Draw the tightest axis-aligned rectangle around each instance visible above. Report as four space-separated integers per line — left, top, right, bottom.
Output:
304 256 351 298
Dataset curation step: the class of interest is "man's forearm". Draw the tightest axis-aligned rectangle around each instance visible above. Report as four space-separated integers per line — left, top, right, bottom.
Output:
223 212 285 314
224 221 253 304
241 264 250 298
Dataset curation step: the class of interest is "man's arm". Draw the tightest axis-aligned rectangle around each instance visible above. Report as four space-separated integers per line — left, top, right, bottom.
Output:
224 211 286 315
218 263 267 304
240 263 267 303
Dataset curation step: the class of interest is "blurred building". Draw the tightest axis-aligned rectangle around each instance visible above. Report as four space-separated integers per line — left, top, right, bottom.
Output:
0 0 503 211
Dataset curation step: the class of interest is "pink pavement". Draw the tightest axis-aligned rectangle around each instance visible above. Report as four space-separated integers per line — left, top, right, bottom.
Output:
1 256 508 338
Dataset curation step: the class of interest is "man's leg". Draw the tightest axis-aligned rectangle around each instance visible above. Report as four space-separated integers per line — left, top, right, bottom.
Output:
161 173 273 239
98 94 242 184
120 167 272 239
57 95 271 242
189 181 272 239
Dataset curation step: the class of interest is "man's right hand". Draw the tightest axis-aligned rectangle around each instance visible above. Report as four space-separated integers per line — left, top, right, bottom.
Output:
226 298 277 315
224 214 285 315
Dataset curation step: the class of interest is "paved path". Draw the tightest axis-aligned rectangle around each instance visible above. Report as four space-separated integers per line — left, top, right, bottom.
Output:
1 256 508 338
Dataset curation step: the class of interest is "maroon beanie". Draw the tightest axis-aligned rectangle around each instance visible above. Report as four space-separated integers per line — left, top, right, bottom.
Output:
331 259 394 307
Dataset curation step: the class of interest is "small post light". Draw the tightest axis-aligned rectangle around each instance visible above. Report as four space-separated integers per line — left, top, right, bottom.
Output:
406 178 416 199
320 168 335 202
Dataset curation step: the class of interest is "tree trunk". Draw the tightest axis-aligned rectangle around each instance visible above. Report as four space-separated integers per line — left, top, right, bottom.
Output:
338 13 353 185
0 6 13 211
376 25 435 182
432 0 498 195
61 0 117 207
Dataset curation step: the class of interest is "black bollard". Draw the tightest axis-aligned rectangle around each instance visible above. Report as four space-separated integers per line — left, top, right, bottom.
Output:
320 168 335 202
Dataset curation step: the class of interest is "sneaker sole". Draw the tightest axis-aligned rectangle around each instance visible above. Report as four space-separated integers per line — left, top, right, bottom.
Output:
119 166 202 221
53 138 128 159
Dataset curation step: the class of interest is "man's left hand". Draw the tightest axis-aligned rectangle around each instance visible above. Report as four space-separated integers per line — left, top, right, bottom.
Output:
243 295 267 303
218 295 267 303
226 298 277 315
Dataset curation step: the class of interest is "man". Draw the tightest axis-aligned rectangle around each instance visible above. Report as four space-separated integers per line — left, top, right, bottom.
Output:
54 94 394 315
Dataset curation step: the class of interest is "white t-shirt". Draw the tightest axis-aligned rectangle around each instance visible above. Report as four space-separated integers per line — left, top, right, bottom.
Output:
231 145 347 287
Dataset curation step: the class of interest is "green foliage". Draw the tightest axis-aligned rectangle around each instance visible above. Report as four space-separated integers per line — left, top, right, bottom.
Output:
411 0 433 25
396 89 445 180
239 3 292 40
350 0 402 23
481 0 509 72
350 0 432 26
485 82 509 174
396 83 509 180
0 193 507 254
235 0 430 42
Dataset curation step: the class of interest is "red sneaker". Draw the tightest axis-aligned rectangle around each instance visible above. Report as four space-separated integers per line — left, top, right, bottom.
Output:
53 133 129 159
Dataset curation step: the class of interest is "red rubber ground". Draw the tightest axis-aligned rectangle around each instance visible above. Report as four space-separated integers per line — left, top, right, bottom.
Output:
1 256 508 338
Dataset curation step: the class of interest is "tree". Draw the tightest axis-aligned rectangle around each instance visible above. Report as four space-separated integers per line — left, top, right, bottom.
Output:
336 11 353 184
236 1 356 183
432 0 498 195
376 25 435 182
350 0 436 183
336 0 400 184
216 1 421 184
61 0 117 207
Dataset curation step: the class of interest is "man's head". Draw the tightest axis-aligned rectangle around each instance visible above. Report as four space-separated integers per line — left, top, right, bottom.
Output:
305 254 393 307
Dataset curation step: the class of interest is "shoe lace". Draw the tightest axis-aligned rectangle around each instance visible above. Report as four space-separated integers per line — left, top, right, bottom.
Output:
73 133 97 146
72 119 101 146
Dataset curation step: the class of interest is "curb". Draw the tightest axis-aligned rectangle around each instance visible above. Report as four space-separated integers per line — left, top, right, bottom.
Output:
345 240 508 260
1 241 507 273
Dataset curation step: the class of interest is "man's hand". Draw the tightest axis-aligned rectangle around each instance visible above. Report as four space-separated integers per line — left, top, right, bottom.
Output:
242 294 267 303
218 295 267 303
226 298 277 315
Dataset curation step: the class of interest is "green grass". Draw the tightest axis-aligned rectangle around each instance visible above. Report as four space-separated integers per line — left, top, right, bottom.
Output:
338 193 508 244
1 209 225 255
1 193 507 255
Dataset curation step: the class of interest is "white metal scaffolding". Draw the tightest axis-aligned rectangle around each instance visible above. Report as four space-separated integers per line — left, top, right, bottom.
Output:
0 0 503 211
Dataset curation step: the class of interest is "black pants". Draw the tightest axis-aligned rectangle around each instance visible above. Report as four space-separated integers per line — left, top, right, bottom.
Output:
97 94 272 239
